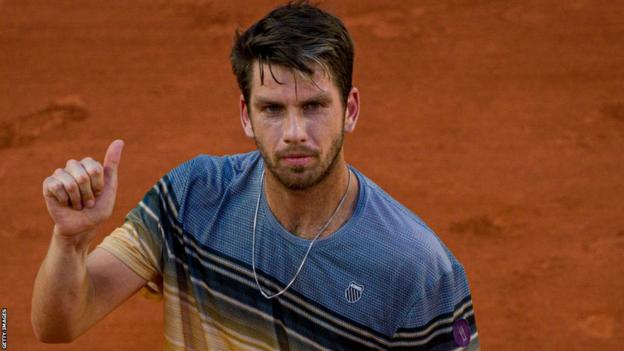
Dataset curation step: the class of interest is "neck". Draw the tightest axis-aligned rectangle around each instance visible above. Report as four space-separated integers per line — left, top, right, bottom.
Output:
263 154 358 239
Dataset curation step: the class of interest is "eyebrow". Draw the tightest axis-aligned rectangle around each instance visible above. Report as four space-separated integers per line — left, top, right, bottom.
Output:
253 92 333 108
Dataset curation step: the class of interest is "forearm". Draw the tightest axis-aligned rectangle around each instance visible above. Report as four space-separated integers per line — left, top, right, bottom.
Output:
31 227 96 343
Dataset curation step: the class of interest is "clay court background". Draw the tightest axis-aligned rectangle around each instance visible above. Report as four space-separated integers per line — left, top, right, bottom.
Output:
1 0 623 350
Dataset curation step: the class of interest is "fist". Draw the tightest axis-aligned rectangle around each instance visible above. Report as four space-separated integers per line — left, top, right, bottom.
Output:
43 140 124 236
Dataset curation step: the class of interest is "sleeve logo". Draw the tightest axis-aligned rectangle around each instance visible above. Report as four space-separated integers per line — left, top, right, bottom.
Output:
452 318 471 347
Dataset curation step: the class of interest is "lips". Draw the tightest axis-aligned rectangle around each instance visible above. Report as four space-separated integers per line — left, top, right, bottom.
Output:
283 153 313 158
280 153 315 167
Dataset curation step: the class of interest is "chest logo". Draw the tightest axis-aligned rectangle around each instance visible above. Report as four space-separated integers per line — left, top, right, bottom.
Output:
345 281 364 303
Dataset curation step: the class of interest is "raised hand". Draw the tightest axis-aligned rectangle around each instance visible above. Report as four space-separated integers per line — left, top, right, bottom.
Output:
42 140 124 238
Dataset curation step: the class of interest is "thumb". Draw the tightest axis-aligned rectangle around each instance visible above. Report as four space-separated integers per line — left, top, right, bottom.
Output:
103 139 124 182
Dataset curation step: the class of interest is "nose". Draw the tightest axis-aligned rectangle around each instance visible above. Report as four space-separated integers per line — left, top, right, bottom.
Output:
283 111 307 144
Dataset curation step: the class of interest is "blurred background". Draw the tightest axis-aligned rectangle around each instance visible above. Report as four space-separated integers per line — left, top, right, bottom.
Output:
1 0 623 349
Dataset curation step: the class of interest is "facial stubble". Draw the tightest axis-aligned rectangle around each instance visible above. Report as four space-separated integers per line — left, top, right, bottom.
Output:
252 120 345 191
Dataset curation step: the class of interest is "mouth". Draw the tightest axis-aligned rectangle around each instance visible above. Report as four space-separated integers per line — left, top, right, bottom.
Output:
280 153 315 167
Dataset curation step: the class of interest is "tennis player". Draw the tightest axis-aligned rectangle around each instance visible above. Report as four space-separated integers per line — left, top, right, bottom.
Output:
32 2 479 349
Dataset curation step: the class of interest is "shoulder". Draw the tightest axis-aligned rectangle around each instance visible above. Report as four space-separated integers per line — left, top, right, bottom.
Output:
357 172 432 232
170 150 259 178
192 150 261 176
164 150 260 191
161 150 261 212
354 169 460 282
345 170 474 336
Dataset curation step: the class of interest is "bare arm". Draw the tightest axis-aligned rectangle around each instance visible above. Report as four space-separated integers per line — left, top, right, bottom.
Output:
31 140 147 343
32 231 146 342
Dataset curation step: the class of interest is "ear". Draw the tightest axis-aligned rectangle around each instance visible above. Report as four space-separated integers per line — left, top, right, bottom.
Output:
343 87 360 133
240 94 255 138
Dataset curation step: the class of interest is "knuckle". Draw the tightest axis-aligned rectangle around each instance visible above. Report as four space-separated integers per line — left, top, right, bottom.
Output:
47 179 57 189
65 181 78 192
42 179 52 194
86 164 102 177
51 181 64 192
75 173 89 184
66 159 78 167
43 176 53 186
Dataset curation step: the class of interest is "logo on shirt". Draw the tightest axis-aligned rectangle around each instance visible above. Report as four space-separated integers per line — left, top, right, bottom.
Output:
452 318 471 347
345 281 364 303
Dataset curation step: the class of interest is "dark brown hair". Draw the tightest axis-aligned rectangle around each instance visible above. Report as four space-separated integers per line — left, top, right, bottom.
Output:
230 1 354 106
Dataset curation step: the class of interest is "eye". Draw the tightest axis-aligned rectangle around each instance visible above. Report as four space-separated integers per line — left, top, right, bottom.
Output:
262 104 283 115
303 102 323 112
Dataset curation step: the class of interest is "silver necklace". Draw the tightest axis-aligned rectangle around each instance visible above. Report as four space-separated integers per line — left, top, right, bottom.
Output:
252 167 352 299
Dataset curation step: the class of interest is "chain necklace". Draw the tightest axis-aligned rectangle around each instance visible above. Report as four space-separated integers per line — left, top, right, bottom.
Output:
252 167 352 299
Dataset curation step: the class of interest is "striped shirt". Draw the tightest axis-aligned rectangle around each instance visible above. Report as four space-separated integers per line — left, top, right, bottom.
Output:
98 151 480 350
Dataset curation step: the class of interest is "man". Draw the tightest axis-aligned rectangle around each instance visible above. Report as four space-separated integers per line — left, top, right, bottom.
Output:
32 2 479 350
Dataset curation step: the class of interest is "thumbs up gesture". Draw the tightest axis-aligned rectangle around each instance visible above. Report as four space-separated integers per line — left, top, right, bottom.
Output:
43 140 124 238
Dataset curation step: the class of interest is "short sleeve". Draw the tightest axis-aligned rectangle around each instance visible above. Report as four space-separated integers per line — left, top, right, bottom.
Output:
389 264 480 350
97 158 195 295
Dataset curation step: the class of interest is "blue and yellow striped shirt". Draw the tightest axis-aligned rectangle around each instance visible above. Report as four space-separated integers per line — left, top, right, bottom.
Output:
99 151 479 350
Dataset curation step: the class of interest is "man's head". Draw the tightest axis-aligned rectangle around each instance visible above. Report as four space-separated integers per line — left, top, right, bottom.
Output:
230 0 354 108
231 1 359 191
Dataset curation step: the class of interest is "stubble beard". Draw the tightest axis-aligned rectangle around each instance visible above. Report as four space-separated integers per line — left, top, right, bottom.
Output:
255 132 344 191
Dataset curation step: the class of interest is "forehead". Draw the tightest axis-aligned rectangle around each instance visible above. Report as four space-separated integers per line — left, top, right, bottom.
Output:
249 61 339 100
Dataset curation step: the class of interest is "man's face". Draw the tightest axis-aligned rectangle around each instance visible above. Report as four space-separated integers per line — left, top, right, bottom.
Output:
240 62 359 190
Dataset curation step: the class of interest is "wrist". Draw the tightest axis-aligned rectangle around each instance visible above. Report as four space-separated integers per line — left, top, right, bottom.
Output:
52 226 97 253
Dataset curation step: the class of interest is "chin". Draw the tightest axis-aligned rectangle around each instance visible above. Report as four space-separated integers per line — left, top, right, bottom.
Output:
275 169 322 191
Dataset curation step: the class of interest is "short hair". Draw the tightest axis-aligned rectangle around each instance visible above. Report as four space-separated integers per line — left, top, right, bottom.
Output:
230 1 354 107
